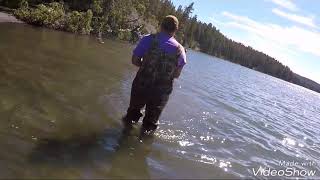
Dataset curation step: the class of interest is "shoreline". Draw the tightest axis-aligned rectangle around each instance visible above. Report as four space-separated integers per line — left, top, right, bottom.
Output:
1 7 319 94
0 11 22 23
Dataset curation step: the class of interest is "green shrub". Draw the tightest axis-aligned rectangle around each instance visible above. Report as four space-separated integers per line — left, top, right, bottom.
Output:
14 2 65 29
117 29 131 41
92 0 103 15
14 2 93 34
91 15 109 35
81 10 93 34
65 11 82 33
19 0 28 8
135 4 146 16
14 1 30 19
65 10 93 35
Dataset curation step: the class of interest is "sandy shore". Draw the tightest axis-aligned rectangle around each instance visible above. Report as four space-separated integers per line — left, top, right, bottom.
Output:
0 12 22 23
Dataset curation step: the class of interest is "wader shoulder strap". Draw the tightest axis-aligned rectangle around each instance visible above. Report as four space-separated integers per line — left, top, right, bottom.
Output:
150 33 160 49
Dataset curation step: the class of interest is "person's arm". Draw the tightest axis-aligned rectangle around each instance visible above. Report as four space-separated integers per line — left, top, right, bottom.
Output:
132 55 142 67
132 35 151 67
174 46 187 79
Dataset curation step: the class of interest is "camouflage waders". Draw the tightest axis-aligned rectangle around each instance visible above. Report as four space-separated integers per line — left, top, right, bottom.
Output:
124 34 182 131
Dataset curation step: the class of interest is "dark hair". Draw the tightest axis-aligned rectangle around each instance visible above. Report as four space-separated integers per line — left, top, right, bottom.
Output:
161 15 179 33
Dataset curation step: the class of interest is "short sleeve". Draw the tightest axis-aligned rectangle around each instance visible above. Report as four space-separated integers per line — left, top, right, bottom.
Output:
177 46 187 68
133 35 152 58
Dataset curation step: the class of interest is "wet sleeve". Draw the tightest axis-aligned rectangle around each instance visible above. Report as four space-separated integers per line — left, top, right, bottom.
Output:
133 35 152 58
177 46 187 68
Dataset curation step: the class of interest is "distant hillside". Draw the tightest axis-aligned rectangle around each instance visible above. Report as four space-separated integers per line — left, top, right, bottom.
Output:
292 74 320 93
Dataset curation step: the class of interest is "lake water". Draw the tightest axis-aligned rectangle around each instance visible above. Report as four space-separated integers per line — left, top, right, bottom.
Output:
0 23 320 179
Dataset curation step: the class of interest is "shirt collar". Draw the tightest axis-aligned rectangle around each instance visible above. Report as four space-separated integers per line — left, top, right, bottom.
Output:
159 32 173 39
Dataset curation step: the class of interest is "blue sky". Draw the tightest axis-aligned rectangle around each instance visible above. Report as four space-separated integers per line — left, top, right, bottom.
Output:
171 0 320 83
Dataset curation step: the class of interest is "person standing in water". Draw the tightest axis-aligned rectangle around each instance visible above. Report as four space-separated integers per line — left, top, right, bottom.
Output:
123 15 187 135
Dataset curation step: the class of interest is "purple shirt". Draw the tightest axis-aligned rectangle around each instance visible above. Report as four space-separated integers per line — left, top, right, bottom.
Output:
133 32 187 67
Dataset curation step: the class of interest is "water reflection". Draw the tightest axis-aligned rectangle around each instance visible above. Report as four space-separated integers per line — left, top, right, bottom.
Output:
29 127 154 179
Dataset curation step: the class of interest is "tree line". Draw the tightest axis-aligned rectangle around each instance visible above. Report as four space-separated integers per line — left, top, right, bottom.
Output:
1 0 320 93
